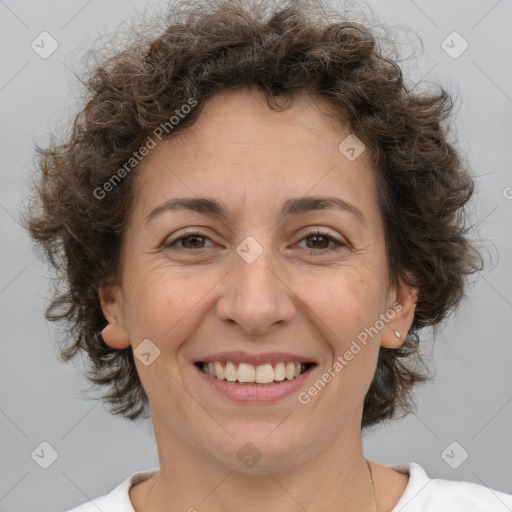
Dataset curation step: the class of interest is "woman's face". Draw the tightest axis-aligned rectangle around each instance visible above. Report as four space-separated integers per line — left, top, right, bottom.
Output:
100 89 416 472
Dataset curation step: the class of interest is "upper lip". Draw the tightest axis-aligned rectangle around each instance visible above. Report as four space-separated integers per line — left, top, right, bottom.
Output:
195 351 317 366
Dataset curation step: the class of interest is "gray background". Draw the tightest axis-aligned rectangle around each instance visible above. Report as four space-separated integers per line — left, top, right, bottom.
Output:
0 0 511 510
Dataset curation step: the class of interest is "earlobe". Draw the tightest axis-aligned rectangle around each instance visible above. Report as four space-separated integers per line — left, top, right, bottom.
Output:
381 283 418 349
98 285 131 349
100 323 131 349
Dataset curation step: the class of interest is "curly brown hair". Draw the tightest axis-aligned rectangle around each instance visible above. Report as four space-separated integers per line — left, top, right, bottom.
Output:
23 0 483 428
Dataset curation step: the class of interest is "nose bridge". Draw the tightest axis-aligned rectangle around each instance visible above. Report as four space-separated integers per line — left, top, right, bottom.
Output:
216 235 295 334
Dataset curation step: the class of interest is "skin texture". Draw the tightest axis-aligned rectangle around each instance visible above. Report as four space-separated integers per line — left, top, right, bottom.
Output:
99 89 416 511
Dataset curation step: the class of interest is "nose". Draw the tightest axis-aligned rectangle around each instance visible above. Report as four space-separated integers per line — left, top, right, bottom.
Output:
215 244 296 335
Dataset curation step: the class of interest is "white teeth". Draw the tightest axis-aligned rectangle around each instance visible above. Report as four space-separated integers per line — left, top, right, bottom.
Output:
274 362 286 381
255 363 274 384
225 361 237 382
285 362 296 380
214 361 225 380
237 363 256 382
200 361 308 384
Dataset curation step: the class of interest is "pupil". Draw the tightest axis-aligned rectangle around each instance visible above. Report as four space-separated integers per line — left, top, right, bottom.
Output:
309 235 327 249
185 236 203 248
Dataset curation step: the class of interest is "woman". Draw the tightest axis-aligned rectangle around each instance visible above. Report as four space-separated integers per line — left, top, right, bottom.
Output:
24 0 512 510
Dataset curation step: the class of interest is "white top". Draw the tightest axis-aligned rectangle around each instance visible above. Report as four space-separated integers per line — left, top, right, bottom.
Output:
64 462 512 511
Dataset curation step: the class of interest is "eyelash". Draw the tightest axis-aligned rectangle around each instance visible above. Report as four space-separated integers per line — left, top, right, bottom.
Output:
163 228 346 254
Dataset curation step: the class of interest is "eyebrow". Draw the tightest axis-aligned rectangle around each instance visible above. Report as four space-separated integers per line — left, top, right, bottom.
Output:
145 195 367 226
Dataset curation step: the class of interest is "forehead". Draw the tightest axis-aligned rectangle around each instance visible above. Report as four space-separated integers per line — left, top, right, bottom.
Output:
131 88 381 229
186 88 350 147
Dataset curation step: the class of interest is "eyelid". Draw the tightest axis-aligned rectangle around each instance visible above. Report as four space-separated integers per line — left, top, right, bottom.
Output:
296 226 341 240
294 227 346 250
162 227 213 248
163 226 347 253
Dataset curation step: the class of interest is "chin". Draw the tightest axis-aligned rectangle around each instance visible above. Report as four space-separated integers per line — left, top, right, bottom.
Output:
205 431 309 474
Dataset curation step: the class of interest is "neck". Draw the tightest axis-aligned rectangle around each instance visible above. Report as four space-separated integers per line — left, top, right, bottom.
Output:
133 409 377 512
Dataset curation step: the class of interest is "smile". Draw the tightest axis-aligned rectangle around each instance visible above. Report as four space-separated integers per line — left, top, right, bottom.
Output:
195 361 315 385
194 359 317 402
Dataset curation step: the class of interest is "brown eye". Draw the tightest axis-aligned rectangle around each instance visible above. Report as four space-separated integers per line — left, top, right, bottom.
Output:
296 229 346 253
163 230 213 250
179 235 206 249
306 234 330 250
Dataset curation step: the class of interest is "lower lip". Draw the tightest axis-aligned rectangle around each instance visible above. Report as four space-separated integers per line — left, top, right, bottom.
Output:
194 364 315 403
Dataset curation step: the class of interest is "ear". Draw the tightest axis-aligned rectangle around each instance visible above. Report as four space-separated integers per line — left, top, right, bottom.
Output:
381 280 418 349
98 285 131 349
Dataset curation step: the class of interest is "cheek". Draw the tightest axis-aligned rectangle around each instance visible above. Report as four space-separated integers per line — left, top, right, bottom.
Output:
296 270 384 402
296 270 385 348
123 271 202 346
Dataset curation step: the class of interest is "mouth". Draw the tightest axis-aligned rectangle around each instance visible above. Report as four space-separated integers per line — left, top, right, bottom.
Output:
194 361 316 386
